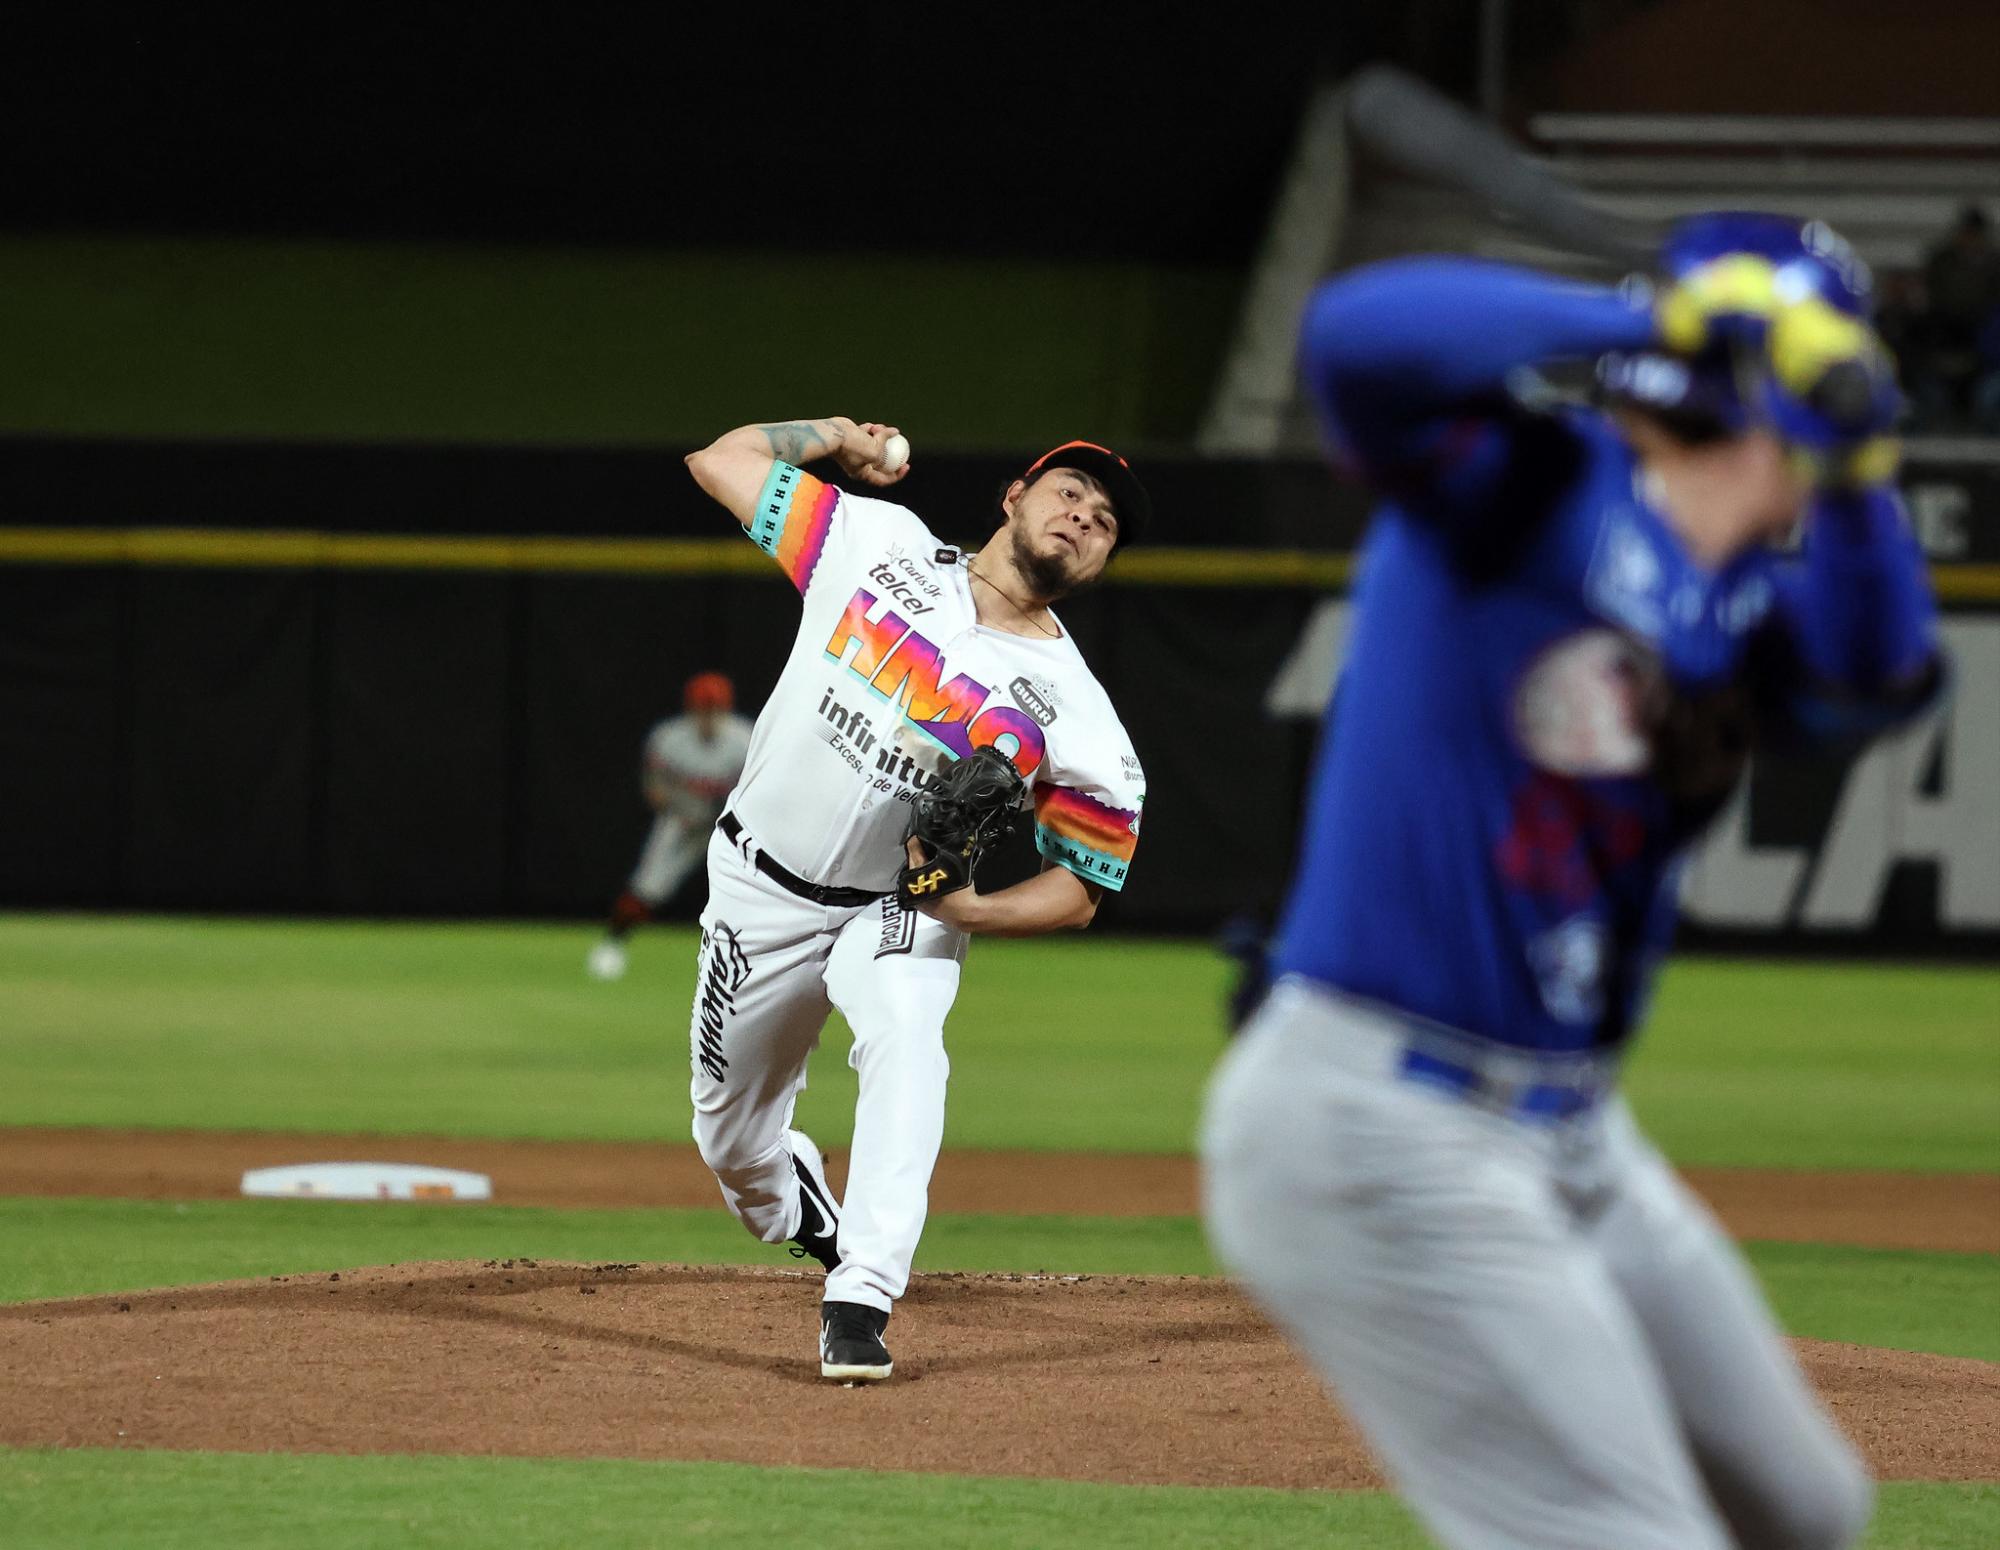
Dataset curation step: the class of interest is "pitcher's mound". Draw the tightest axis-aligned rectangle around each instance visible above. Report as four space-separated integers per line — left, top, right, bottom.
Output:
3 1262 1994 1487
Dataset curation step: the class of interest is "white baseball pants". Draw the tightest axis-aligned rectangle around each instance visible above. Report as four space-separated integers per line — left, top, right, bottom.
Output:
688 825 967 1313
1201 977 1873 1550
630 814 705 905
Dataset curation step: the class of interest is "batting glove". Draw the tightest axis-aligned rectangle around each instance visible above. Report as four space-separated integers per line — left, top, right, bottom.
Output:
1654 253 1782 355
1763 293 1904 488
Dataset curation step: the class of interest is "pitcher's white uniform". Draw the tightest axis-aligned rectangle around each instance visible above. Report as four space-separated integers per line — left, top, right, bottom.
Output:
630 712 753 905
690 460 1144 1313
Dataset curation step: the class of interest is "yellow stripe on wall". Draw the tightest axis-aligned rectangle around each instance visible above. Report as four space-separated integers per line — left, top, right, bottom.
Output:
1932 565 2000 602
1113 549 1356 588
0 526 1992 599
0 528 765 576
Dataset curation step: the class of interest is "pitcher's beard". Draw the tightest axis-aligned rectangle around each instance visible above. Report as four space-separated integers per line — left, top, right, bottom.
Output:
1009 525 1076 602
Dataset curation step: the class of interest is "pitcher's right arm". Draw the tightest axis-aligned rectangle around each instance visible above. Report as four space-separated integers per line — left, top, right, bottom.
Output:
686 418 906 527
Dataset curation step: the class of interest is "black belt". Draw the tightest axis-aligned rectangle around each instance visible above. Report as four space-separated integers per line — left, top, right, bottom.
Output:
717 812 885 909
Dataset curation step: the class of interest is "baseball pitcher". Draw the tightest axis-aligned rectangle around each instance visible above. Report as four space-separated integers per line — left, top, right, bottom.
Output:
1202 218 1941 1547
683 418 1148 1382
588 672 753 981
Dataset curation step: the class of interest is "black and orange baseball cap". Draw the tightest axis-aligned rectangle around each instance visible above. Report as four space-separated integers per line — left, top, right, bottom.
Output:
1019 440 1151 548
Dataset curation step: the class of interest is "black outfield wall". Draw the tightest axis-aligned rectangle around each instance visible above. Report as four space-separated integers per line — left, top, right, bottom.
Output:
3 436 1994 953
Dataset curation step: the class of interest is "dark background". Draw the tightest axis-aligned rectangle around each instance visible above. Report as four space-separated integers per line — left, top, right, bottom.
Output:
0 436 1349 931
3 436 1995 953
3 5 1994 952
8 4 1987 261
4 12 1353 262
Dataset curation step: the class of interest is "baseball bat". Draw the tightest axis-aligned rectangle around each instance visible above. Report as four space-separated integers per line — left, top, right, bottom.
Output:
1344 65 1661 270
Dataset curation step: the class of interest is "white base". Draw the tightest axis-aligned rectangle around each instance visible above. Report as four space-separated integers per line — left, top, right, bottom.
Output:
240 1162 493 1201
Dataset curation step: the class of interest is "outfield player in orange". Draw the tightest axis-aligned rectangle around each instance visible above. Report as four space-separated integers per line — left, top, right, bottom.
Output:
683 417 1148 1381
587 673 753 981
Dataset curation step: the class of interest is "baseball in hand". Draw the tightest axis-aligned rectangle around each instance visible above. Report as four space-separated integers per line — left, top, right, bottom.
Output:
878 433 910 474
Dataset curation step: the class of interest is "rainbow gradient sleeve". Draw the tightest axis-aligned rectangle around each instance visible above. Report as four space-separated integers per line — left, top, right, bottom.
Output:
1034 784 1140 892
748 461 840 594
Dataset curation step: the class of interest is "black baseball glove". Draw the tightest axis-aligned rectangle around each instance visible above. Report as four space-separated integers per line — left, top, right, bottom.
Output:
896 747 1027 907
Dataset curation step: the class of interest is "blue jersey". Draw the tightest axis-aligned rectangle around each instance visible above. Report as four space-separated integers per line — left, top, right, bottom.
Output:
1273 259 1940 1053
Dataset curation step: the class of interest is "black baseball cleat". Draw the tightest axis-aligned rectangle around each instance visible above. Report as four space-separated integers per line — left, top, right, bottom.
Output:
820 1300 893 1383
785 1129 841 1273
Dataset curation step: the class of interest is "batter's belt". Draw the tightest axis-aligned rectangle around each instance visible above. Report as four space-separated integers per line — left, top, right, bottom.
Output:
717 812 886 909
1276 977 1617 1125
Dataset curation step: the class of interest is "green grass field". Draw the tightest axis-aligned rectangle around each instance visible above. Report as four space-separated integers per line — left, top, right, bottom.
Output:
5 915 1996 1167
3 913 1996 1548
4 1450 1993 1550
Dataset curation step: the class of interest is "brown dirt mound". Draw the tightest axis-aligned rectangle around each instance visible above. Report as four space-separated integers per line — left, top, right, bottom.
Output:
3 1262 1993 1488
4 1127 1996 1252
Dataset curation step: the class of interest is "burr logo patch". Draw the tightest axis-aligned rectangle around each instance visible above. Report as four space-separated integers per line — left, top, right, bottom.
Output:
1008 676 1058 727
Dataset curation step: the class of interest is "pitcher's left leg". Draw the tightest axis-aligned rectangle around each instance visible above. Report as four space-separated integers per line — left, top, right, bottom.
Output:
820 895 966 1313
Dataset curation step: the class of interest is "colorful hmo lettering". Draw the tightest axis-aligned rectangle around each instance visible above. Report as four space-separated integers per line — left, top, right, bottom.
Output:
824 589 1047 773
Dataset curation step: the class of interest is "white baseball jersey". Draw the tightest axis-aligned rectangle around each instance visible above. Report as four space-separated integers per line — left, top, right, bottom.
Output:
728 461 1146 893
645 713 754 825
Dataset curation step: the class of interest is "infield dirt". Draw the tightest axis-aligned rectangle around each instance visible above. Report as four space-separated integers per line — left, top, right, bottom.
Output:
5 1126 1997 1252
4 1261 1998 1488
7 1126 2000 1487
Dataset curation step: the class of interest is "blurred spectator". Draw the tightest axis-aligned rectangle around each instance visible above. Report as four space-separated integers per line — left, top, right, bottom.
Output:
1874 268 1953 426
1919 204 2000 427
1925 205 2000 337
1974 303 2000 433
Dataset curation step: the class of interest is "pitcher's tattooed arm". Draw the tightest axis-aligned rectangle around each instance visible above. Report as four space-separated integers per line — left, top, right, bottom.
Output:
759 420 847 465
686 416 904 526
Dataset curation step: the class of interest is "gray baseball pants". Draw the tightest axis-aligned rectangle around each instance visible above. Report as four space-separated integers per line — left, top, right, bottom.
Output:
1200 977 1873 1550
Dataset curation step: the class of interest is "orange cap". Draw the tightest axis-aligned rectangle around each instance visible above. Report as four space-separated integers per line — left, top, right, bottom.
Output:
684 672 734 712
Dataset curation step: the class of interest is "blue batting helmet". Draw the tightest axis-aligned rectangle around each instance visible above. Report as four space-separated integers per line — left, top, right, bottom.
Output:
1663 212 1873 318
1598 212 1892 443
